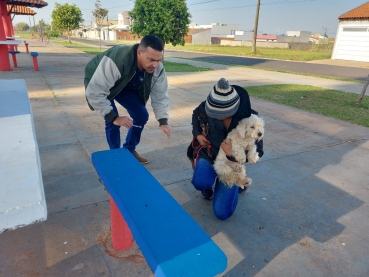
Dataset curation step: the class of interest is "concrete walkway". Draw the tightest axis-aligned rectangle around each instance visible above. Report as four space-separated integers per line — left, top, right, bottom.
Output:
0 39 368 277
306 58 369 69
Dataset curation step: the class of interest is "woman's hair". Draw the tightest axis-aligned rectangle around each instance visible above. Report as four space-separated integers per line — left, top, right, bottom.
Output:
138 35 164 52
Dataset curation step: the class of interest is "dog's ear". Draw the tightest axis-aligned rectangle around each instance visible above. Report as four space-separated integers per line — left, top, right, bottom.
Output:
237 119 249 139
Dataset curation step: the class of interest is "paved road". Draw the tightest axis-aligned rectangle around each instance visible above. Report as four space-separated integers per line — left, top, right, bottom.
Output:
164 50 369 82
70 37 368 82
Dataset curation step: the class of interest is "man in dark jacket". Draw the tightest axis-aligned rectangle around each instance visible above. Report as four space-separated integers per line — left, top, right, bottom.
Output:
188 78 263 220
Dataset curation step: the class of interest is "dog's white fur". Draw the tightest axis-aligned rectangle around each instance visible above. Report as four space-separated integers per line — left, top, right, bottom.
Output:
214 114 264 189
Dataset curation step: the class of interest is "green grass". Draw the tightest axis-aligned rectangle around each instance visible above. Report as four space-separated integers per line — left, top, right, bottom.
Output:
14 31 34 39
53 40 106 55
52 39 212 72
163 43 333 61
249 67 364 84
162 61 212 72
111 40 333 61
23 33 332 61
246 84 369 127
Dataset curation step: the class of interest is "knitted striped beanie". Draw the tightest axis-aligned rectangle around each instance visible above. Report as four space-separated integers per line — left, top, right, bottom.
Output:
205 78 240 119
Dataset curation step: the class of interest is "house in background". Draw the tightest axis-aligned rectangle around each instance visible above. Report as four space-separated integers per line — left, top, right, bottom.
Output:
118 11 131 26
277 31 311 43
101 11 133 41
332 1 369 62
76 11 132 41
309 33 329 44
255 35 277 42
184 28 211 44
80 19 118 40
187 22 239 44
211 23 239 44
234 30 254 41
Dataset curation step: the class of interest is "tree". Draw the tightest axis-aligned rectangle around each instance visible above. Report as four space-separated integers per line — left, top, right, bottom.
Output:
356 74 369 105
35 20 50 37
92 0 108 50
51 3 83 43
39 19 48 28
129 0 191 47
15 22 29 31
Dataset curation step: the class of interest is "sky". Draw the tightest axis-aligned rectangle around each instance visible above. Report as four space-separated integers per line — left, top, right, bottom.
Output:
12 0 368 38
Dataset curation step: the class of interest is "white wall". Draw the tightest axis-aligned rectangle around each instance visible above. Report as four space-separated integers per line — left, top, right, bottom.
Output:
220 40 289 48
332 20 369 61
211 24 239 36
234 32 254 41
286 31 311 37
192 29 212 44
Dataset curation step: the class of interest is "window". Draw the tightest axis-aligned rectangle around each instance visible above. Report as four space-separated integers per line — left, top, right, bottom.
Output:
342 27 368 32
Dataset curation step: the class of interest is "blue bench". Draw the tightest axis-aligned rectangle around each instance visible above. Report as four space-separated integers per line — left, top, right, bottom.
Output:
8 50 20 67
92 148 227 277
30 52 39 71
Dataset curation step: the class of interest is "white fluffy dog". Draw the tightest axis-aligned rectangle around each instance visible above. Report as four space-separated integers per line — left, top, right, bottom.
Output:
214 114 264 189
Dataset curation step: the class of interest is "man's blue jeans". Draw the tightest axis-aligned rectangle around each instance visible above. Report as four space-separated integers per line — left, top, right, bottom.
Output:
104 89 149 152
192 158 239 220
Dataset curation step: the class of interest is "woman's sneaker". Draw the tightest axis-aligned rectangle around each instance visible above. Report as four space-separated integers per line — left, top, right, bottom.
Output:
201 189 214 200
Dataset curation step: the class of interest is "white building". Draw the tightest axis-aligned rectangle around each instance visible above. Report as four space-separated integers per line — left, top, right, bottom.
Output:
187 23 240 44
332 2 369 62
285 31 311 37
101 12 131 41
277 31 311 43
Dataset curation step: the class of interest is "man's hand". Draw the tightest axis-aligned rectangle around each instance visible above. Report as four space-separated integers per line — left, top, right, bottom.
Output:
220 139 232 157
113 116 133 129
160 125 171 139
196 134 210 146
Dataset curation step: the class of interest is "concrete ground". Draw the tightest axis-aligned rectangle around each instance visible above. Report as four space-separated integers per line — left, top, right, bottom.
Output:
0 39 368 277
306 58 369 69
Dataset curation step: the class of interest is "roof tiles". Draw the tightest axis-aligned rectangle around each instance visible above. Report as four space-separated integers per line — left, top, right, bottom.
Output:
7 4 37 15
339 1 369 20
6 0 48 8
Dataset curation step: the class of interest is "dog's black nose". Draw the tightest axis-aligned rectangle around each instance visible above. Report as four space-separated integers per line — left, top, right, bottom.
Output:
258 132 263 137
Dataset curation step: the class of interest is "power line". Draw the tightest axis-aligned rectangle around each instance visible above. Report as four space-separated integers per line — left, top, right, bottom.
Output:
80 0 220 12
80 4 132 11
191 0 316 12
106 4 133 10
187 0 220 6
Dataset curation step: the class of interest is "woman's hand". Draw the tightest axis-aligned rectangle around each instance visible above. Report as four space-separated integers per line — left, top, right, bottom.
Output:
220 139 232 157
196 134 210 146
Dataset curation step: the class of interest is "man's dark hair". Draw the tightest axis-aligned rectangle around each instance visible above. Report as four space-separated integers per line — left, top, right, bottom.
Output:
138 35 164 52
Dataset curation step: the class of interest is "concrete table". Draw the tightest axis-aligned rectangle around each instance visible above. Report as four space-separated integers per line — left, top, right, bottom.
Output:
0 79 47 233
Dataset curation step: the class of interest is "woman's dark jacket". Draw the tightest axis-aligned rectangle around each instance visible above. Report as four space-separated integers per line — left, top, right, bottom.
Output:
187 85 264 164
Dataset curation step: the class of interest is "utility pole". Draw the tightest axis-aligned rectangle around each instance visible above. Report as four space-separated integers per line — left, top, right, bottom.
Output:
252 0 261 54
33 16 36 33
28 16 32 32
107 13 109 41
322 26 329 38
